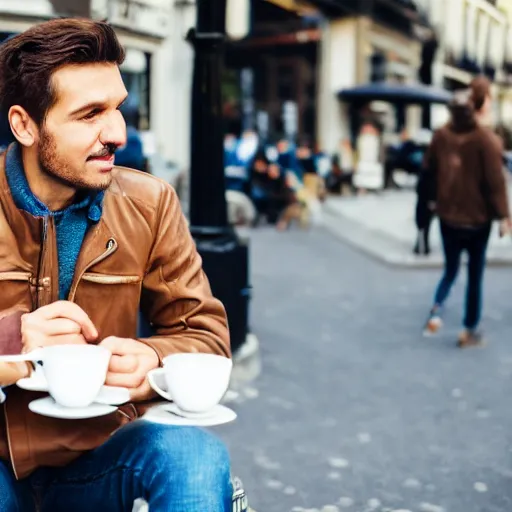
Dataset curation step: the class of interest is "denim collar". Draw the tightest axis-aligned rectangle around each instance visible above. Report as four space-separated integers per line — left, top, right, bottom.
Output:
5 143 104 222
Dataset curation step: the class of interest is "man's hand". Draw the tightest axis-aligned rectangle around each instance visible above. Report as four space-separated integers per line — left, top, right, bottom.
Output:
99 337 159 402
0 362 32 387
21 301 98 353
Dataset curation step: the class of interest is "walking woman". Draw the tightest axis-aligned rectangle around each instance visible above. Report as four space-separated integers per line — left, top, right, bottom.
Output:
423 77 511 347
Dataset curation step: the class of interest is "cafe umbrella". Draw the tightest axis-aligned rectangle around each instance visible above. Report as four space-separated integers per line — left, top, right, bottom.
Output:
337 81 453 106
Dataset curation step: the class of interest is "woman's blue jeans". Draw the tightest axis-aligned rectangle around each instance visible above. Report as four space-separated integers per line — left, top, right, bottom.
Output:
434 220 491 330
0 421 233 511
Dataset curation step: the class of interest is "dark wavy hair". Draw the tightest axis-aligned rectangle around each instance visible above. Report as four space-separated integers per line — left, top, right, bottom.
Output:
0 18 125 125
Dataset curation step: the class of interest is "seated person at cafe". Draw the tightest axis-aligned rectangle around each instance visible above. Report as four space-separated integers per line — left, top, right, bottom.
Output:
265 162 290 224
0 18 233 511
248 149 270 219
249 151 291 224
325 154 353 195
296 138 316 175
277 137 302 180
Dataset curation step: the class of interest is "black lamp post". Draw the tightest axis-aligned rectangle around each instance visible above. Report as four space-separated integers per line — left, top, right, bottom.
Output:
187 0 251 354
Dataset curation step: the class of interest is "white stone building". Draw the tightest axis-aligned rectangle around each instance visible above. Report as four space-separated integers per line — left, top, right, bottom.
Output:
415 0 512 125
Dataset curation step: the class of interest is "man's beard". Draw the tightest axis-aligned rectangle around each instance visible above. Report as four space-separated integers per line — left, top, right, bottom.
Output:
38 128 113 192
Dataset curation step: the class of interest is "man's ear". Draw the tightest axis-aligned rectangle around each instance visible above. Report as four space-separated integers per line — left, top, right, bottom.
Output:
8 106 38 147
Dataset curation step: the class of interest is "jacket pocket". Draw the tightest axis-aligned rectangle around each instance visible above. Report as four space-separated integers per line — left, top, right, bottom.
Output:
81 273 142 285
0 272 31 282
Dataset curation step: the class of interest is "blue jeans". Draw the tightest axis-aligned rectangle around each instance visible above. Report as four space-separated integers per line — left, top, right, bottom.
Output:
0 421 233 512
434 221 491 330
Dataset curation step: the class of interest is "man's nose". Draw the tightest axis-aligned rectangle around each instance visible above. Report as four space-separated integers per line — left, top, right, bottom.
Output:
100 110 127 149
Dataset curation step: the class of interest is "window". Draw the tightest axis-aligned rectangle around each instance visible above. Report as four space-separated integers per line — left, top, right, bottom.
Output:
120 49 151 130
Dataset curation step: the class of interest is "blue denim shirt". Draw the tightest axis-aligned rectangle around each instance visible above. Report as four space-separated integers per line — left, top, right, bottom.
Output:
5 143 104 299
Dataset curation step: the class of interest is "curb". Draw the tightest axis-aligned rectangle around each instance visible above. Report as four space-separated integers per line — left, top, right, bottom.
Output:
322 204 512 269
321 207 442 269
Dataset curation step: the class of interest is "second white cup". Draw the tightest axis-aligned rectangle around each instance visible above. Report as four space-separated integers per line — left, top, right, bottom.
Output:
148 353 232 415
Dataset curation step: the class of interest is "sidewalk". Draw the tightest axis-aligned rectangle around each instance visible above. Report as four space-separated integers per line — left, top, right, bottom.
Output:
322 184 512 268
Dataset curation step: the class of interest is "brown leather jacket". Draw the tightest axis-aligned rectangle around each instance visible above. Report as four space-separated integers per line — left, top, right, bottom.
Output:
424 97 510 227
0 151 230 479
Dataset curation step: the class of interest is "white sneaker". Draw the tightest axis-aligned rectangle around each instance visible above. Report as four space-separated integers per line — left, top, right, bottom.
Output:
423 311 443 337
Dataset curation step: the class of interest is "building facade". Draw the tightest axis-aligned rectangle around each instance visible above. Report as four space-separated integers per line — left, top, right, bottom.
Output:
225 0 425 155
226 0 321 143
415 0 512 129
228 0 512 156
311 0 425 155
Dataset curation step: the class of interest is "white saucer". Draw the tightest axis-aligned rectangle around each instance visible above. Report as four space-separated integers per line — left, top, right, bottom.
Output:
170 406 217 419
142 403 237 427
29 397 117 419
17 373 130 406
17 372 47 393
95 386 130 406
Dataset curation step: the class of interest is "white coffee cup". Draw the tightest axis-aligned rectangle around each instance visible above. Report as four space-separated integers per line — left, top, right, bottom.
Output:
148 353 232 414
37 345 111 408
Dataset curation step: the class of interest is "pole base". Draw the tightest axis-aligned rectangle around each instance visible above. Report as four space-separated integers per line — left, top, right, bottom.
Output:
195 232 251 354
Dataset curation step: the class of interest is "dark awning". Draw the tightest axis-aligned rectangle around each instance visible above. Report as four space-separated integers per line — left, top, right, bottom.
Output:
338 82 453 105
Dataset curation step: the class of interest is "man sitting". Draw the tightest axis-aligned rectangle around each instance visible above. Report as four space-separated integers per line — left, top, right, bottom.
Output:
0 18 233 511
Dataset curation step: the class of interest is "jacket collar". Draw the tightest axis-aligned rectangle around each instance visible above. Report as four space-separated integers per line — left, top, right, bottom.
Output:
4 143 103 222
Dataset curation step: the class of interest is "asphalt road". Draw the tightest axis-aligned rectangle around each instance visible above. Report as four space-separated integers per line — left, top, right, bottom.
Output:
219 226 512 512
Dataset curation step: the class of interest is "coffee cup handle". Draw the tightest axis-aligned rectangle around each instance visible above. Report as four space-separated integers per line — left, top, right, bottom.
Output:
0 348 45 363
147 369 172 401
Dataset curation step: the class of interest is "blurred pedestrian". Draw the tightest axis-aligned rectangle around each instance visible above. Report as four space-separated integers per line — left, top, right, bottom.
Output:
326 154 354 195
277 137 302 183
249 150 291 226
266 163 289 224
414 167 435 255
248 149 271 223
422 77 512 347
296 138 316 174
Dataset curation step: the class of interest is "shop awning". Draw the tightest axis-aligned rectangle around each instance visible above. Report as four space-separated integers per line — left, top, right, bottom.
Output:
338 82 453 105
